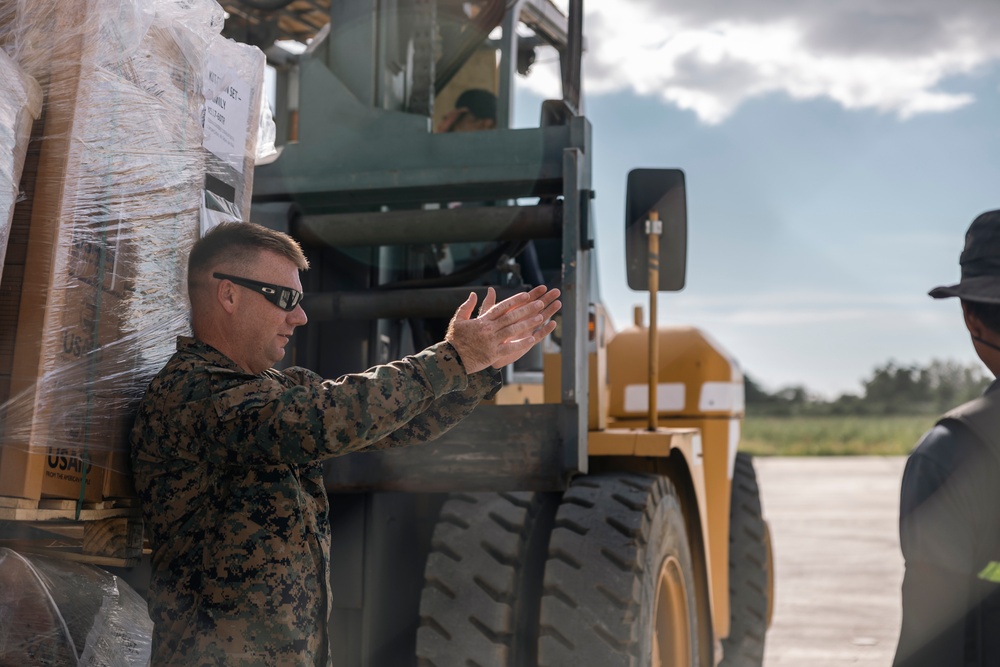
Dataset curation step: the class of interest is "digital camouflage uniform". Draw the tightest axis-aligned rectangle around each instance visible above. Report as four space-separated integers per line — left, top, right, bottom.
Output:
131 336 500 666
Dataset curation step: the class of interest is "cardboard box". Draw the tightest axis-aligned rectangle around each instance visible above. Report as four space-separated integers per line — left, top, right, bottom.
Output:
0 0 265 501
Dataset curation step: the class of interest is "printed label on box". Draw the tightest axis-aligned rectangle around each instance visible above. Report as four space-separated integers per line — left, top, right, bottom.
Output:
203 61 250 174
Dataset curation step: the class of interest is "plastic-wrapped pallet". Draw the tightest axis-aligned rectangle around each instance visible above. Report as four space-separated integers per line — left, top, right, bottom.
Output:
0 547 152 666
0 50 41 280
0 0 270 502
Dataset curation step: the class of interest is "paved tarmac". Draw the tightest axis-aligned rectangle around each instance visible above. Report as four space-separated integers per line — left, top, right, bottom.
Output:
754 456 907 667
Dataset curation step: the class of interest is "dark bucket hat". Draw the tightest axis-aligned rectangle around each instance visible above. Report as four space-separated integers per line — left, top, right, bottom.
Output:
929 210 1000 304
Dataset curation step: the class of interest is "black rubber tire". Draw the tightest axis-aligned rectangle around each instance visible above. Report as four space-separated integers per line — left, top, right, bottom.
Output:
719 453 771 667
537 473 700 667
416 491 557 667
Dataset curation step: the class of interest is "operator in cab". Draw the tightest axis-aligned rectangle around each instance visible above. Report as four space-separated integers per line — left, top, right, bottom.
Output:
435 88 497 133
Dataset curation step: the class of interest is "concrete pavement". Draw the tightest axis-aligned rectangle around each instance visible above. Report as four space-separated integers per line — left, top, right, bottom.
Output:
754 456 907 667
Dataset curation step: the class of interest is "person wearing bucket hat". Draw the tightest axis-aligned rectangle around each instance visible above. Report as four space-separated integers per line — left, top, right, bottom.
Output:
928 210 1000 306
894 210 1000 667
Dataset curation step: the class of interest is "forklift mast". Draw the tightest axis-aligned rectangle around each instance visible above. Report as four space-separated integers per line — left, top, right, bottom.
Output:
224 0 594 493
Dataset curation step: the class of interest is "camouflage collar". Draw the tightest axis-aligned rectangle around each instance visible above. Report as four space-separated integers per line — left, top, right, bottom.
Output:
176 336 245 373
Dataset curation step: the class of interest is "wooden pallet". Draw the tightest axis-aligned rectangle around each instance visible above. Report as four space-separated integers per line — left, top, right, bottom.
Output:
220 0 332 45
0 496 145 567
0 496 139 521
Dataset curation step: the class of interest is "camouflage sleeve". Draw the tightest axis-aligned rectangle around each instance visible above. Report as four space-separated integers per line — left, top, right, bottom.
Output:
362 366 501 451
205 342 481 465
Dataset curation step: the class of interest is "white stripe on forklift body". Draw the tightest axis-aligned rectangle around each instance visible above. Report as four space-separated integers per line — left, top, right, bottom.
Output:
623 383 686 412
728 418 741 479
700 381 746 412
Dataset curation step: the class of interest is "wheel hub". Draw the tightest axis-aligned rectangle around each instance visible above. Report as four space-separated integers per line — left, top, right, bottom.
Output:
652 554 692 667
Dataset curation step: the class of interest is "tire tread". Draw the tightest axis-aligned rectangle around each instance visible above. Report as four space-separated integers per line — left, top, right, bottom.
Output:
719 453 771 667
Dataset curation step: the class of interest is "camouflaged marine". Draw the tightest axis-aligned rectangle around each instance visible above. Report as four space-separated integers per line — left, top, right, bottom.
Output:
131 336 500 666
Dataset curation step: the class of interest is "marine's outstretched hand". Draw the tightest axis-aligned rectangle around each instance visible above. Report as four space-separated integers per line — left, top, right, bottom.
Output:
446 285 561 374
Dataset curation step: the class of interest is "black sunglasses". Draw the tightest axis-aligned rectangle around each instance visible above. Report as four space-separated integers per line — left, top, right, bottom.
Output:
213 273 304 312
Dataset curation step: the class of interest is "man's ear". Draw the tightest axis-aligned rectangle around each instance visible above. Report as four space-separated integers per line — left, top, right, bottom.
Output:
217 278 239 314
962 301 985 338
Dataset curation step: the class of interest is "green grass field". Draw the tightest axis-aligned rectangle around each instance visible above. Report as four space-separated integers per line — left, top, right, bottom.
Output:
740 414 938 456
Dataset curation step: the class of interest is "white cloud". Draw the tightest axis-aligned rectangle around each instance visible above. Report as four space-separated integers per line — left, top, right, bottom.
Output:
518 0 1000 123
655 290 957 329
672 291 926 309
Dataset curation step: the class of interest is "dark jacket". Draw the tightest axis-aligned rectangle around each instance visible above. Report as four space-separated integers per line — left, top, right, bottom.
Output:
894 382 1000 667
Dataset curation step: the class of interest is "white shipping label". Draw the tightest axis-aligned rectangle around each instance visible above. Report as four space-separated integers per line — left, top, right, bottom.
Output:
203 62 251 174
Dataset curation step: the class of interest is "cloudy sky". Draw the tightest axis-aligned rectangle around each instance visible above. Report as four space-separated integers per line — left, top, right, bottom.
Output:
512 0 1000 396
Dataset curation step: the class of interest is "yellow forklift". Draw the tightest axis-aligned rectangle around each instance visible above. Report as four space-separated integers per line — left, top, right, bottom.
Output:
218 0 774 664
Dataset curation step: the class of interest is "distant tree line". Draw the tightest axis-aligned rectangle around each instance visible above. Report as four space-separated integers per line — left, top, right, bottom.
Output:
746 360 992 416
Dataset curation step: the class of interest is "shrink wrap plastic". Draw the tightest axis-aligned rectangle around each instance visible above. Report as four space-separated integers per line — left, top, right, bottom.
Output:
0 0 272 501
0 50 41 278
0 547 151 665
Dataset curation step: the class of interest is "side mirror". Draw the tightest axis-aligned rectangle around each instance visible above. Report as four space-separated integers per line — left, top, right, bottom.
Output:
624 168 687 291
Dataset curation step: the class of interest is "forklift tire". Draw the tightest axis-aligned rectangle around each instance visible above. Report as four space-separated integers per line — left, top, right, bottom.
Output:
538 473 700 667
416 491 557 667
719 453 771 667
